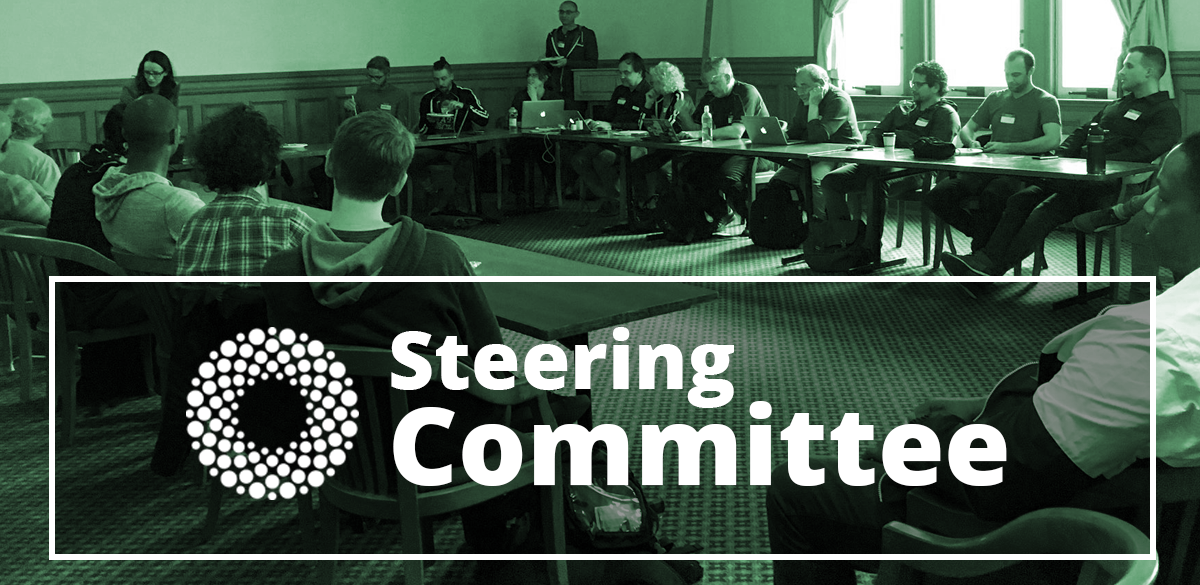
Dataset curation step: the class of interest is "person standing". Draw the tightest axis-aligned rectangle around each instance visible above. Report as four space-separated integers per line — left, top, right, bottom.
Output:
545 1 598 110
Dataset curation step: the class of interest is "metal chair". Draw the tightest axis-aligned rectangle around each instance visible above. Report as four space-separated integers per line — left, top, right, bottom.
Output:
0 225 155 445
313 344 569 585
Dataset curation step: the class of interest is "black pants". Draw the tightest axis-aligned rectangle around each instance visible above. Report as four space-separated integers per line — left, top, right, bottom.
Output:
982 178 1120 272
922 173 1025 251
679 154 752 220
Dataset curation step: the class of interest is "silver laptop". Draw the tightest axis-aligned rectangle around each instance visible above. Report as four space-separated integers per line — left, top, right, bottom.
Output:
743 116 801 146
521 100 566 129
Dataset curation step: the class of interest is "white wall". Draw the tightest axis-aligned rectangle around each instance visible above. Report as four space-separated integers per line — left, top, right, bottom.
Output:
3 0 815 84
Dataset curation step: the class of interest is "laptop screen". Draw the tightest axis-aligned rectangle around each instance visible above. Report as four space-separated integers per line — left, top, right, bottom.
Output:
521 100 565 129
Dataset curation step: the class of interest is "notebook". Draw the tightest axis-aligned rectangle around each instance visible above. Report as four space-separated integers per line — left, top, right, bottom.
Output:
520 99 566 129
743 116 802 146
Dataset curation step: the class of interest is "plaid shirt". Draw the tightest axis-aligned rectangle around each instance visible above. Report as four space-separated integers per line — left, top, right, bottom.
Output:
174 190 315 284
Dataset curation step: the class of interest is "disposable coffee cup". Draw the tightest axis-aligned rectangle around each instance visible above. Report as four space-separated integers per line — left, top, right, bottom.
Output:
883 132 896 149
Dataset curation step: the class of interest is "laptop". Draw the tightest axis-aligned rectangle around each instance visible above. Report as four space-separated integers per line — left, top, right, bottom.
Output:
521 99 565 129
641 118 697 143
743 116 802 146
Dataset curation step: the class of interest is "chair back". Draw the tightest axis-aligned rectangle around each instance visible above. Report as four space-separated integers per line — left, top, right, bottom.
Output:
857 120 880 138
881 507 1157 584
0 226 127 330
111 249 176 276
39 141 91 172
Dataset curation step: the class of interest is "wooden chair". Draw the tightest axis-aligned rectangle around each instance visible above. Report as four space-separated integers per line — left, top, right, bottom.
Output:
38 141 91 172
109 250 179 404
878 507 1157 585
0 220 45 386
314 344 569 585
0 226 155 445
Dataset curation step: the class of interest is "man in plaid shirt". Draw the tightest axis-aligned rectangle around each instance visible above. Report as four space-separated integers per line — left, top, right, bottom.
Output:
175 105 314 280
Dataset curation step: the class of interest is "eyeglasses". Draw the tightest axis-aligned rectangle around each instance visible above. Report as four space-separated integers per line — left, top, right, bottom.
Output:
908 80 930 88
793 84 816 93
144 70 166 77
367 73 385 81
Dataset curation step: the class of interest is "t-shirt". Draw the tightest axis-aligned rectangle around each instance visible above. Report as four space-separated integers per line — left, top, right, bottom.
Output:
970 86 1060 145
692 81 769 132
355 83 409 126
788 86 860 144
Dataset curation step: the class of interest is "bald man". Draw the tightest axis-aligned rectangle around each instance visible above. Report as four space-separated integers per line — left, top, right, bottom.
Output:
93 94 204 259
545 1 598 109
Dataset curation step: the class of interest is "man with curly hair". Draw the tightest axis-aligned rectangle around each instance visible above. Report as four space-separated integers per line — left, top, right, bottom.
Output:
174 104 315 280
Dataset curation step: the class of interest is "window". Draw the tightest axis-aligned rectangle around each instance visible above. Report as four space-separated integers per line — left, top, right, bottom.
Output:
1060 0 1124 95
932 0 1022 89
838 0 903 91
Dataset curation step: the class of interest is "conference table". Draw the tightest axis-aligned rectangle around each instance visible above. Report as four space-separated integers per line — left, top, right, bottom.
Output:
278 201 719 427
810 148 1159 294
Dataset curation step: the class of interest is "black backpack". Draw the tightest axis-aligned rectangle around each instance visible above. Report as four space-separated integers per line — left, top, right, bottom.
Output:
801 219 874 272
749 182 807 249
653 181 715 245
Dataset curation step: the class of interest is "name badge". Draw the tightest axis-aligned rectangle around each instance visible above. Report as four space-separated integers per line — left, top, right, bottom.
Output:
557 41 565 48
1124 109 1142 121
1000 114 1016 125
915 118 929 127
380 104 392 110
617 98 627 105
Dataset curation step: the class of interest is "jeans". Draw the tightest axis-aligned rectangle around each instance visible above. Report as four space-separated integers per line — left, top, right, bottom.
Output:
982 178 1120 272
821 164 927 222
922 173 1026 251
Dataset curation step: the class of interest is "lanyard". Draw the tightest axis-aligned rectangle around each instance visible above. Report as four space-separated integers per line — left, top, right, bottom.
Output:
553 27 582 59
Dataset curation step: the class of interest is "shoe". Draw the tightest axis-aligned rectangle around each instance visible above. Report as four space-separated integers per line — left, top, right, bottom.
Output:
713 210 745 237
941 252 997 277
596 199 620 217
1071 207 1131 233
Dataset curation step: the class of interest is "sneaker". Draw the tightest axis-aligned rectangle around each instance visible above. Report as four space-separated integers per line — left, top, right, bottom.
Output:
1071 207 1131 233
596 199 620 217
714 210 745 237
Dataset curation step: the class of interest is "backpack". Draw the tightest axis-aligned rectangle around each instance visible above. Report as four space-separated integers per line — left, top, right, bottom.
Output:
801 219 874 271
653 181 715 245
748 182 807 249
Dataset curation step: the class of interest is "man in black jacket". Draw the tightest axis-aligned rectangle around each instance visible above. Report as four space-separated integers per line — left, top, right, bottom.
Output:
412 57 489 215
943 45 1181 277
822 61 960 221
545 1 598 110
571 52 651 216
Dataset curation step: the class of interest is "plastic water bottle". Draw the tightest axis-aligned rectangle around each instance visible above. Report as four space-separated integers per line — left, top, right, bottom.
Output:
1085 122 1106 174
508 107 518 132
701 106 713 143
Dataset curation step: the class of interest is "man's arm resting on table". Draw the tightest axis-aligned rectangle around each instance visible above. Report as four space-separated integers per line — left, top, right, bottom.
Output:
984 123 1063 154
712 123 745 140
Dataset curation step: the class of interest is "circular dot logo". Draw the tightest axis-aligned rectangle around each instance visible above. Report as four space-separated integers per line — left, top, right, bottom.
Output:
184 328 360 500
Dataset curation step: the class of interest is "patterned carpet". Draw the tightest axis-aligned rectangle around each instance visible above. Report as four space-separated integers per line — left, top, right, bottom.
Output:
9 202 1140 584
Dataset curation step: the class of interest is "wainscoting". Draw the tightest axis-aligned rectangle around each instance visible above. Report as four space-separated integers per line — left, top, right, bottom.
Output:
2 53 1196 147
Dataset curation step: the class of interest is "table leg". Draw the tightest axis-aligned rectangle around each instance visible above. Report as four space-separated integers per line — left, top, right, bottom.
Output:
555 141 564 208
496 143 504 213
558 332 592 430
601 145 645 235
469 142 479 215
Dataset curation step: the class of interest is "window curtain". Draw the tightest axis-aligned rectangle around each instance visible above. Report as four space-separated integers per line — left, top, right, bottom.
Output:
818 0 852 83
1111 0 1174 97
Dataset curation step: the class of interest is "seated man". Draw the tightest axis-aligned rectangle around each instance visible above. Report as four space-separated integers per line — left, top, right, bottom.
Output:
923 49 1061 255
48 103 126 259
175 104 315 280
94 94 204 259
675 58 768 234
343 55 409 124
570 51 651 217
822 61 960 222
0 97 62 193
413 56 489 215
262 111 589 550
770 64 861 221
943 45 1180 277
0 108 53 224
766 134 1200 585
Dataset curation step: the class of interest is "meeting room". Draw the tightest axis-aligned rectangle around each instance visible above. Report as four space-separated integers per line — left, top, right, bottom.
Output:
2 0 1199 584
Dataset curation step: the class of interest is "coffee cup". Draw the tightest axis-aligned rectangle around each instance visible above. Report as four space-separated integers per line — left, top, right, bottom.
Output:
883 132 896 150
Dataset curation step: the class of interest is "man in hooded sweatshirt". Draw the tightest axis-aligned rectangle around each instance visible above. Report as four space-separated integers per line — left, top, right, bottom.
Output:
262 111 589 551
93 94 203 259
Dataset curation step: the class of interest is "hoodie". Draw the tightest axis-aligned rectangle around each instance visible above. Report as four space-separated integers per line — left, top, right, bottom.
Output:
92 166 204 259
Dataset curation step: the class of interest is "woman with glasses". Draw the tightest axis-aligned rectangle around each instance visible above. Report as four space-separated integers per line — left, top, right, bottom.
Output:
120 50 180 106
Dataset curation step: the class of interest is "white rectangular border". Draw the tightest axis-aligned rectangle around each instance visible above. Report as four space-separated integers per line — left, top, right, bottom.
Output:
49 274 1158 563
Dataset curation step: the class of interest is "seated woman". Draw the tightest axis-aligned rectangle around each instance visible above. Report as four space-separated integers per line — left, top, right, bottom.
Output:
0 107 53 224
1 97 62 193
505 62 562 211
627 61 695 225
120 50 181 106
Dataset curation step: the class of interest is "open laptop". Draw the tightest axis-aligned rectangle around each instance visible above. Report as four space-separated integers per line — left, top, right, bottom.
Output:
521 99 565 129
641 118 697 143
743 116 802 146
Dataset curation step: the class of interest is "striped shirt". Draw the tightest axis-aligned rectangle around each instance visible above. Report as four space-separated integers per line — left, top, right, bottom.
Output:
174 189 315 284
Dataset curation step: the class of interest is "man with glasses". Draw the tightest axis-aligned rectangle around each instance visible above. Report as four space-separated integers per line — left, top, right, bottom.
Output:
571 51 651 217
822 61 960 223
765 64 861 223
343 56 409 126
545 1 598 110
922 48 1061 264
